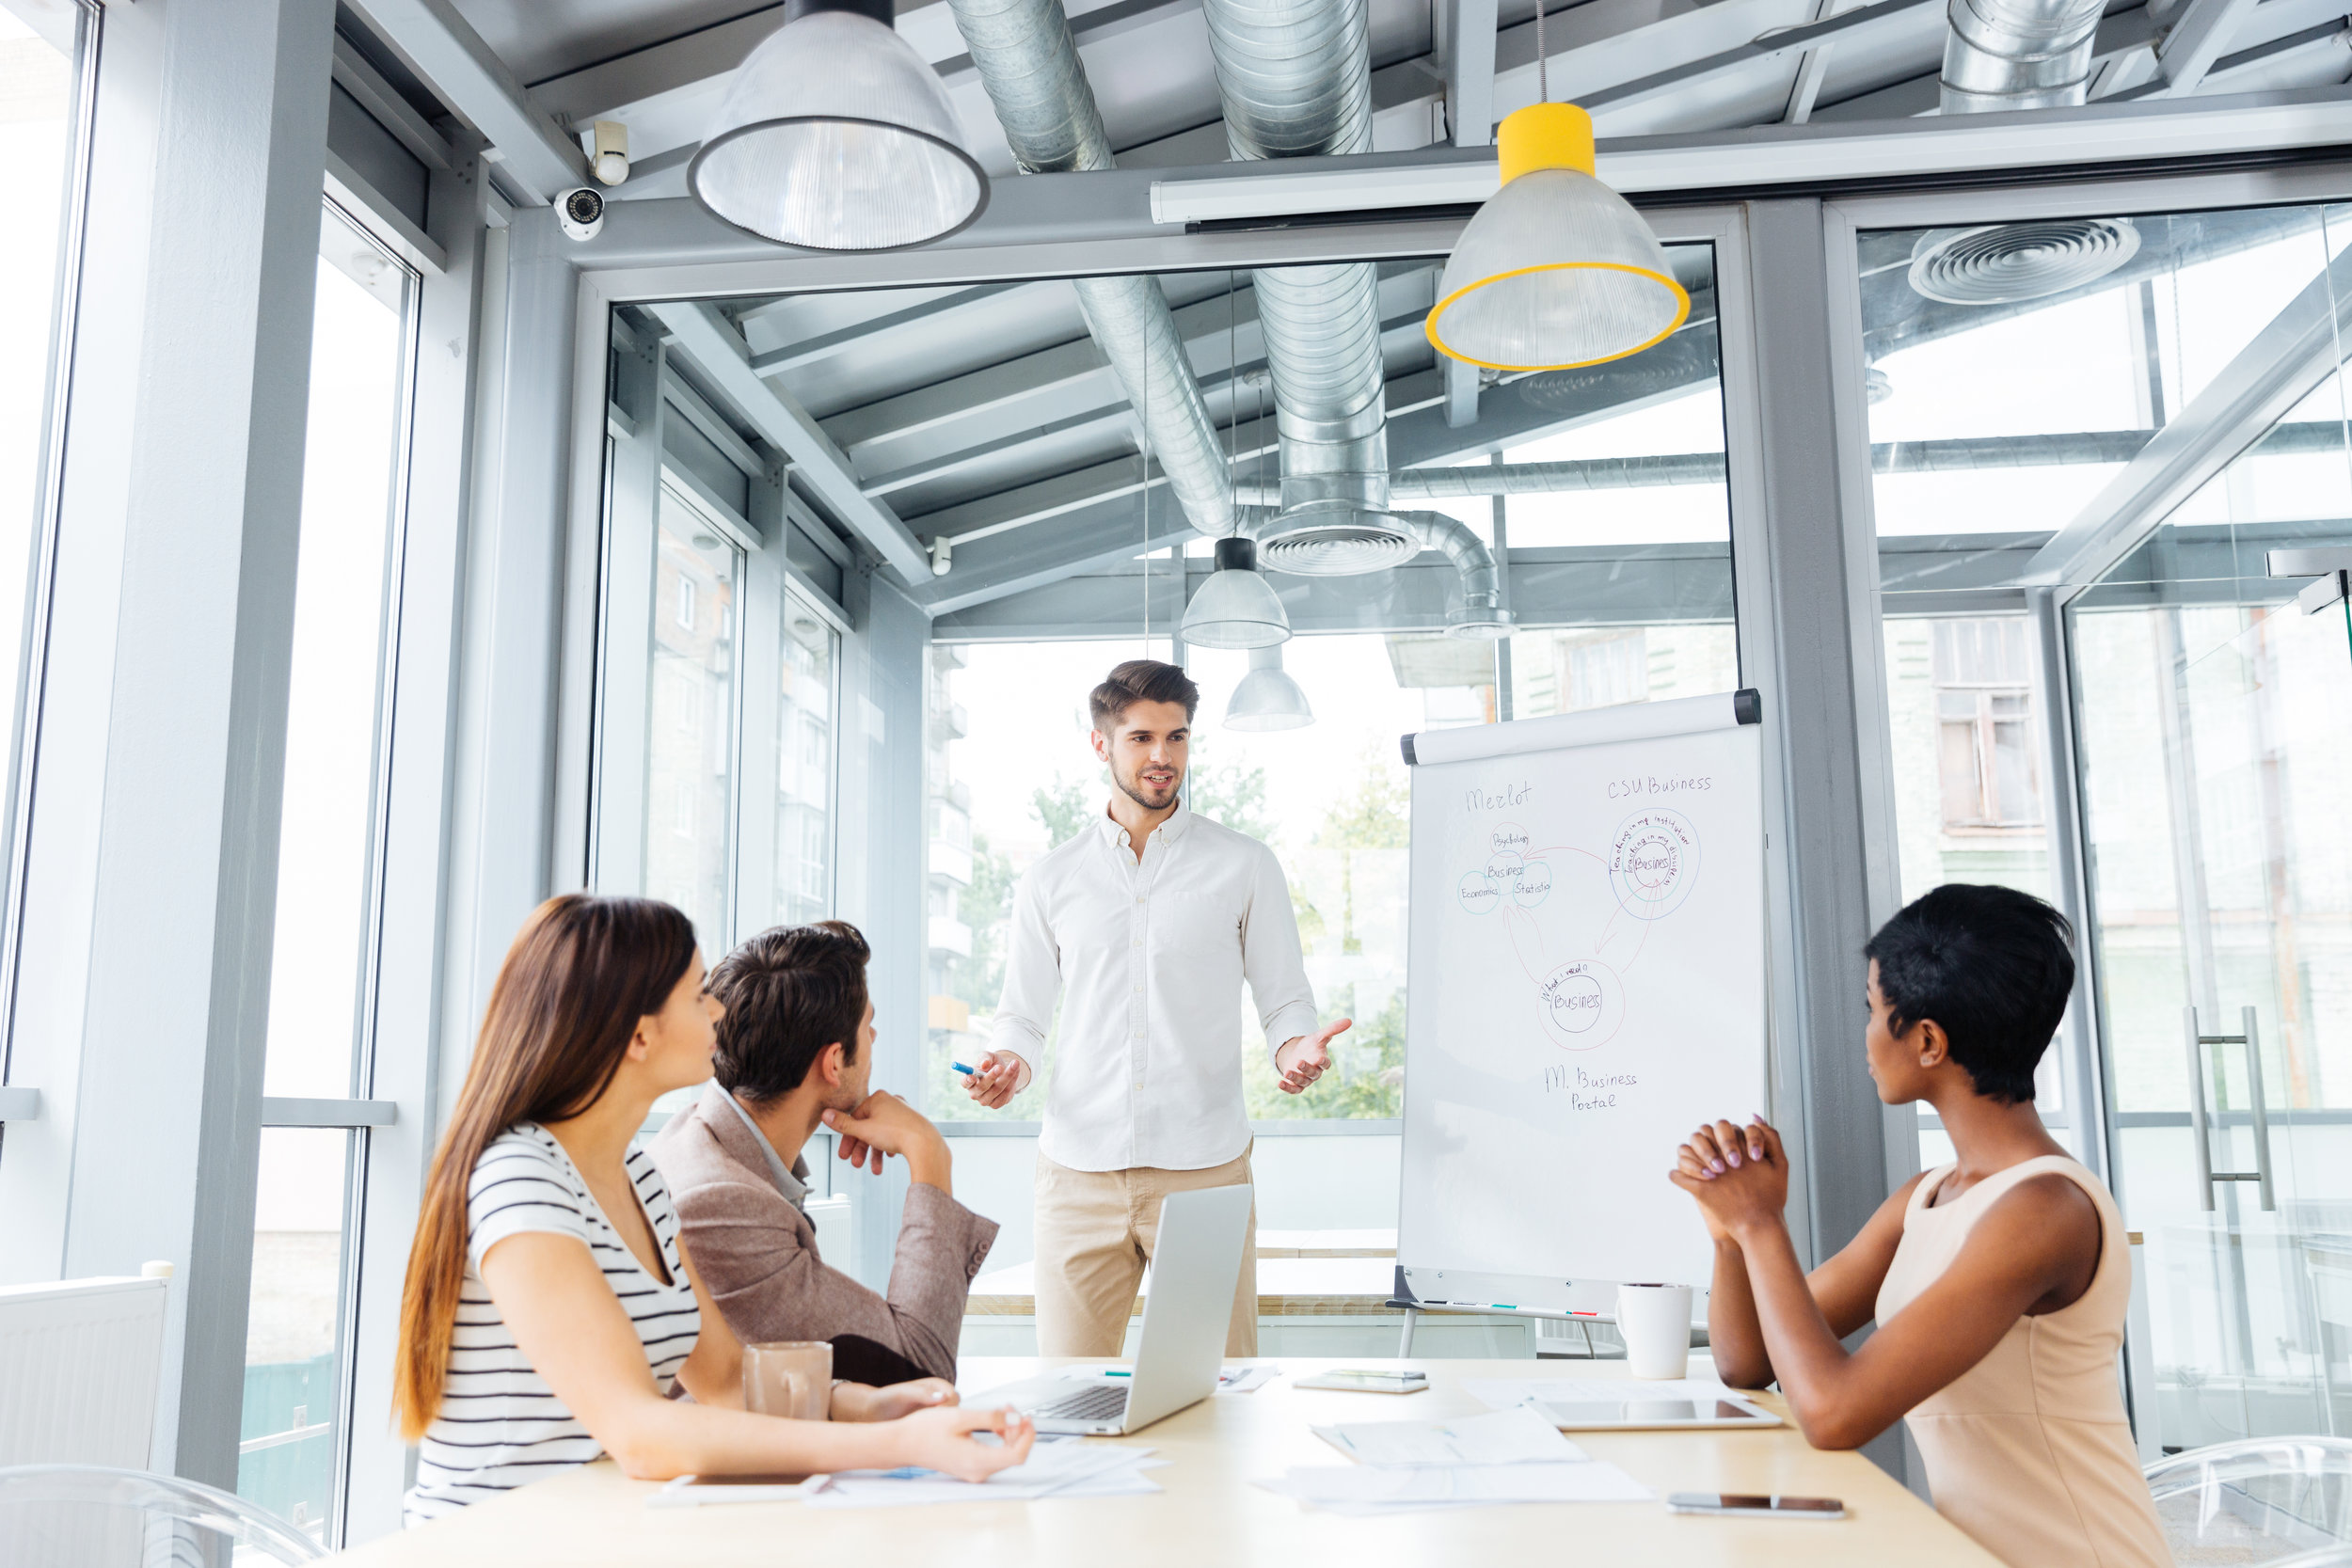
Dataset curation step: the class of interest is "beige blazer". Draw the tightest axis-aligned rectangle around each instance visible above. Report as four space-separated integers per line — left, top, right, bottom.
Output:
648 1082 997 1381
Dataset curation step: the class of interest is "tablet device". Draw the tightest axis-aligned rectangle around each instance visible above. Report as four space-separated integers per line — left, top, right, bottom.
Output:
1295 1369 1430 1394
1533 1393 1782 1431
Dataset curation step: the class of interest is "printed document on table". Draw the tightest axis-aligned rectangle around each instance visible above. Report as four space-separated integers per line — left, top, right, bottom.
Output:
1311 1406 1589 1466
1463 1377 1738 1412
1259 1461 1653 1513
802 1437 1161 1509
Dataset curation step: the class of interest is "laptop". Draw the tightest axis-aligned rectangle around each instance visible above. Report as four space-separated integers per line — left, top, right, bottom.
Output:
969 1183 1252 1436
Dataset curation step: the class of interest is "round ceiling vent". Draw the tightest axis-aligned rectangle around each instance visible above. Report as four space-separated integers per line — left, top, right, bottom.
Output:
1908 218 2141 306
1251 504 1418 577
1515 329 1719 416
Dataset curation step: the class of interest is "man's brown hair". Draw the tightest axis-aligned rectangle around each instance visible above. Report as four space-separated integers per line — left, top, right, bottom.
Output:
1089 658 1200 730
706 920 872 1104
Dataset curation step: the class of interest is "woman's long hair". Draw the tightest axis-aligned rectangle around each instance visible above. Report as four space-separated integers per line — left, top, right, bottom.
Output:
393 893 697 1438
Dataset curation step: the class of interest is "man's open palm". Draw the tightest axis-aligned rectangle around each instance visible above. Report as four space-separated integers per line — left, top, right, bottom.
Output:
1275 1017 1352 1094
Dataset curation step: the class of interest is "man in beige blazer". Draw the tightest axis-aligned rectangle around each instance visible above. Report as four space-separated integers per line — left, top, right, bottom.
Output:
649 920 996 1381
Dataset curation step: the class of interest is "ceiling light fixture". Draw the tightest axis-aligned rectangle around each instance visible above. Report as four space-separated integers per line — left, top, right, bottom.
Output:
1225 644 1314 731
1181 536 1292 650
1426 101 1689 372
690 0 989 252
1426 2 1685 376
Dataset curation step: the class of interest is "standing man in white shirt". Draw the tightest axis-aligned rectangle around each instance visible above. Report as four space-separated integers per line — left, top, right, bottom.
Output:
963 658 1351 1356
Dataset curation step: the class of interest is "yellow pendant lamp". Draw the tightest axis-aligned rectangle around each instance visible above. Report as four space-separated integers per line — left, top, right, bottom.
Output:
1425 102 1690 373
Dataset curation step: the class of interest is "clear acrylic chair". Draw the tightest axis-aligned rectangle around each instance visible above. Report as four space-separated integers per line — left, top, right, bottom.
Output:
2144 1436 2352 1567
0 1463 325 1567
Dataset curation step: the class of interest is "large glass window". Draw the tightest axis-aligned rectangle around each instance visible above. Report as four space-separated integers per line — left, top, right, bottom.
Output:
1862 198 2352 1450
0 1 93 1136
645 484 742 948
773 582 836 927
629 241 1739 1282
240 201 416 1543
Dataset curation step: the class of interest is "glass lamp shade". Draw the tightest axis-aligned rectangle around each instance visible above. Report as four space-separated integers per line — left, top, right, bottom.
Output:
1181 536 1292 651
690 9 988 251
1226 645 1313 731
1427 103 1690 372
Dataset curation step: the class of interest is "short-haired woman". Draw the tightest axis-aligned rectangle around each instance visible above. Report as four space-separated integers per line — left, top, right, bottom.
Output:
395 894 1032 1525
1671 883 2165 1568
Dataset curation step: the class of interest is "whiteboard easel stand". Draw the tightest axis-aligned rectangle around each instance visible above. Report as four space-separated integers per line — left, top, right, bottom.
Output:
1386 1298 1614 1358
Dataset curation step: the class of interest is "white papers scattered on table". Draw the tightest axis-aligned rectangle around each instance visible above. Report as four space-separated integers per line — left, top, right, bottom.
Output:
1259 1462 1655 1515
1312 1406 1589 1466
1272 1405 1651 1515
802 1435 1164 1509
1463 1376 1737 1412
1220 1364 1280 1393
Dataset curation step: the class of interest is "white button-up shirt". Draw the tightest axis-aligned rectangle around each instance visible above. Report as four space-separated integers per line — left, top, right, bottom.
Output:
989 803 1319 1173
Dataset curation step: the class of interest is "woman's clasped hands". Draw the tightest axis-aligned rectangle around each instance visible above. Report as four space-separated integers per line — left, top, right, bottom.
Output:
1667 1116 1789 1244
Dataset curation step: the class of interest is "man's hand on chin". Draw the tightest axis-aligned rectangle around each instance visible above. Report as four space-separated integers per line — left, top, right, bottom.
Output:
822 1091 954 1192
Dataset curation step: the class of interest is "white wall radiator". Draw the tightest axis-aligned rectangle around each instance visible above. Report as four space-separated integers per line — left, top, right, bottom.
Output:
0 1275 170 1468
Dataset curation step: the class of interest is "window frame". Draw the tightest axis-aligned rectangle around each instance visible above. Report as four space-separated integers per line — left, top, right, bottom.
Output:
0 0 102 1130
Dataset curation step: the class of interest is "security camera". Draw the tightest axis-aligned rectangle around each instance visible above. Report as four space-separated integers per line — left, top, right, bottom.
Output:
557 185 604 243
592 120 629 187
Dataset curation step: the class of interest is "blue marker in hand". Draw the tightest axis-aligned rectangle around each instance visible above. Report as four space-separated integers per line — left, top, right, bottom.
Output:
952 1061 976 1077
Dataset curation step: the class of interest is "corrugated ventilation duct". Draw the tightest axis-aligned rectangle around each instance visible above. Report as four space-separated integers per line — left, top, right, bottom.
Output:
945 0 1233 537
1939 0 2111 114
1204 0 1415 576
1402 512 1512 640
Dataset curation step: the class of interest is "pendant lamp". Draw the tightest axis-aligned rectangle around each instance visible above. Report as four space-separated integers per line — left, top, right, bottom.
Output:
690 0 988 252
1181 536 1291 651
1226 644 1314 731
1425 102 1689 372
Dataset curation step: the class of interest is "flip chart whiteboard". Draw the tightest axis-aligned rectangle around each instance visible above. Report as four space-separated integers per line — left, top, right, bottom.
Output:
1395 690 1767 1309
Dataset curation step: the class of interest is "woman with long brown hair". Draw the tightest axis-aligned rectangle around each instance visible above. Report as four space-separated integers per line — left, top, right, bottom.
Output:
394 893 1032 1523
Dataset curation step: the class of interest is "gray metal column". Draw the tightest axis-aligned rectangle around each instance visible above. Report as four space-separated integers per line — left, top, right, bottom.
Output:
1739 198 1905 1475
1744 198 1891 1260
48 0 336 1486
437 213 579 1123
838 570 931 1289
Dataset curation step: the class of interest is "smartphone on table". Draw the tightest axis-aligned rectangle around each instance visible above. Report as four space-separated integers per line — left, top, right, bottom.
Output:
1667 1493 1846 1520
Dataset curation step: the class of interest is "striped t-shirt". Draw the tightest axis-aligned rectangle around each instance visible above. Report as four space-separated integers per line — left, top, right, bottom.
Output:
403 1124 701 1525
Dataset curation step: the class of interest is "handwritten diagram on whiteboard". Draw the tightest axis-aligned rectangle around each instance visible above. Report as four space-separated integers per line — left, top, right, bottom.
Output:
1399 706 1766 1293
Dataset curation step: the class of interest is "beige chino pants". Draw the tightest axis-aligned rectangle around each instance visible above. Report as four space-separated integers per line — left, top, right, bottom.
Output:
1031 1146 1258 1357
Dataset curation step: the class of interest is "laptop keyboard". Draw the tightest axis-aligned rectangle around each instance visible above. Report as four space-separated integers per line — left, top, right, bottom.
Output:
1030 1384 1130 1424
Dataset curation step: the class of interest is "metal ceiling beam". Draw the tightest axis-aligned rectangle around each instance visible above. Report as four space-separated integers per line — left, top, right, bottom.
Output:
1571 0 1939 118
2143 0 2267 95
351 0 589 202
2026 242 2352 587
914 486 1205 614
331 33 453 169
1148 87 2352 224
825 270 1432 484
746 283 1032 373
914 356 1442 543
648 301 932 581
1435 0 1501 145
531 0 1203 161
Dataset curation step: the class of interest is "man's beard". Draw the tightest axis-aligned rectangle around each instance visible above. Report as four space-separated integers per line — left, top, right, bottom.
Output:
1113 759 1182 812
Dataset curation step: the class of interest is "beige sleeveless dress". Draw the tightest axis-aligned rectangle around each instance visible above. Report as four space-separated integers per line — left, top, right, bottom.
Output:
1876 1155 2169 1568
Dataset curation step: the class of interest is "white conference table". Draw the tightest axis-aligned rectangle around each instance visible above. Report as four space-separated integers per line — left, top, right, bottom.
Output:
334 1358 2001 1568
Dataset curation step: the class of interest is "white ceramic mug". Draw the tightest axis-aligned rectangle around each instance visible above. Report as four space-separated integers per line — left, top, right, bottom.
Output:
1614 1283 1694 1379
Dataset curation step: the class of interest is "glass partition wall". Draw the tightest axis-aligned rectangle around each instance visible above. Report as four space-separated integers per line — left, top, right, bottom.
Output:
605 243 1741 1270
1856 197 2352 1452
